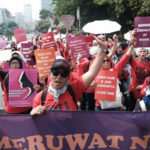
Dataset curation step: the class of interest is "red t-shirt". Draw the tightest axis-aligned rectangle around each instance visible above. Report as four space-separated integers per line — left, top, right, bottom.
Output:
140 76 150 98
95 53 130 107
130 59 150 91
33 77 85 110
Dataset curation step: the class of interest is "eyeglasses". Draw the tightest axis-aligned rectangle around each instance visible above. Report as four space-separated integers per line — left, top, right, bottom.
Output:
103 59 109 63
52 70 68 78
10 62 19 65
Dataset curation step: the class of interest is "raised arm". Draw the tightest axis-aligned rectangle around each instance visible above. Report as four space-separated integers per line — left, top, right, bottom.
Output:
107 34 118 58
126 30 137 56
82 36 107 88
114 30 136 74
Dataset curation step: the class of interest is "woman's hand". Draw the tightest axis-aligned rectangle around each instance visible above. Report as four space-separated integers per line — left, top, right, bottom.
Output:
90 80 97 92
33 85 41 91
30 105 47 116
136 85 142 90
94 35 107 50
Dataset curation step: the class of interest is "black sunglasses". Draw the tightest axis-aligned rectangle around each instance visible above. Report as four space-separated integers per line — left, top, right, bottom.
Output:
103 59 109 63
52 70 68 78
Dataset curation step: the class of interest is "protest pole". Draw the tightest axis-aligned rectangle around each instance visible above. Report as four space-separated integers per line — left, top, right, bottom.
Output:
77 6 81 31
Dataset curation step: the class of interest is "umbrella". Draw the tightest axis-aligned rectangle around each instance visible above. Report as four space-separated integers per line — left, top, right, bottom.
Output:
82 20 121 34
124 32 130 41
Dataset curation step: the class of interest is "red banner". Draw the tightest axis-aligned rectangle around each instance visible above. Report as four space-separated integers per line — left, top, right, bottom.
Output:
40 32 57 50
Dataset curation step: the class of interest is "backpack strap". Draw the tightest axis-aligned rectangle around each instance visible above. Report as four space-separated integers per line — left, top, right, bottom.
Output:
41 88 48 105
67 84 76 107
41 84 76 107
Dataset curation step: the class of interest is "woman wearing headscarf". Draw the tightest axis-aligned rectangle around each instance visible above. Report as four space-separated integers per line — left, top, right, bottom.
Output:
0 57 32 114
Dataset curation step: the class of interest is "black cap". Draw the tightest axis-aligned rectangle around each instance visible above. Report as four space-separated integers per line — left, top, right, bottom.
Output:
9 57 23 69
51 59 70 75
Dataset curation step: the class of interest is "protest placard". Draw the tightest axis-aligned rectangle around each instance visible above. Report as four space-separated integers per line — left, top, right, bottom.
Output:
34 48 55 79
134 16 150 47
21 42 34 65
13 28 27 43
85 36 94 48
68 35 90 61
40 32 57 50
9 69 37 107
62 15 75 29
95 70 117 101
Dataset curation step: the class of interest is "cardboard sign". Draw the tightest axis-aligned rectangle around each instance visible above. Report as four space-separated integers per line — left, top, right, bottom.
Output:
21 42 34 65
85 36 94 48
40 32 57 50
62 15 75 29
68 35 90 61
34 48 56 79
13 28 27 43
95 70 117 101
134 16 150 47
9 69 37 107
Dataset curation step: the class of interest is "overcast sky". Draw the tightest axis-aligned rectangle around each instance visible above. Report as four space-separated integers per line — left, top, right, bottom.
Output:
0 0 41 20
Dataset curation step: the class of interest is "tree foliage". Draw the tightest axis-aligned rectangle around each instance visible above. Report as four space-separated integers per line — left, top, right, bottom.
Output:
8 21 18 29
35 20 51 33
94 0 150 32
54 0 111 31
0 21 18 40
53 0 150 34
39 9 54 20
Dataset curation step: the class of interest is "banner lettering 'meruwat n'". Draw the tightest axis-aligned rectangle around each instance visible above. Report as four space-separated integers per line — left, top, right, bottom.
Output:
0 111 150 150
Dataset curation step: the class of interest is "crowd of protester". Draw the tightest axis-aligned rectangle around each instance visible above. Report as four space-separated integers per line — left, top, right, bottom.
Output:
0 28 150 115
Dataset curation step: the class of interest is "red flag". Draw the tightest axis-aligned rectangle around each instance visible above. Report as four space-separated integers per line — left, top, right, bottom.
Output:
56 27 60 34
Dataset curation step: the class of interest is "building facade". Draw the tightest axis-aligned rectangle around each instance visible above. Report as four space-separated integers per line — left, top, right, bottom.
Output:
15 12 25 28
24 4 34 32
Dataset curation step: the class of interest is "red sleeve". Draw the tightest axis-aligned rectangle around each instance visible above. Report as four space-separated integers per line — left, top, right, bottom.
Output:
33 91 43 108
114 54 130 76
76 60 89 76
70 76 86 102
64 50 71 62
